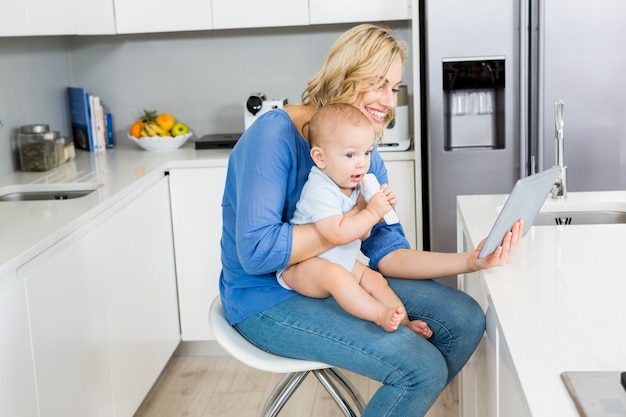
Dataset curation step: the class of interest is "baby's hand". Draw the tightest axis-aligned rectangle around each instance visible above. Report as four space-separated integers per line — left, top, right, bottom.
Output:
366 192 392 219
379 183 397 207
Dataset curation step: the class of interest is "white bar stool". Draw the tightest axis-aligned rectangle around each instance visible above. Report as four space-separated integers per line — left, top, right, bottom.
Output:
209 297 367 417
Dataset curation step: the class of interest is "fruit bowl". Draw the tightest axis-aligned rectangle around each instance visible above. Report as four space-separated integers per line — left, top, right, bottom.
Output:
127 132 193 152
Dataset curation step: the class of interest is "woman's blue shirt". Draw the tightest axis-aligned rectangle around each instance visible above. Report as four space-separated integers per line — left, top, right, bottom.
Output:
219 109 411 324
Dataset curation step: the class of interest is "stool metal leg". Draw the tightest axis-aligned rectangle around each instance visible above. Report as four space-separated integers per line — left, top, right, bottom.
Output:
259 371 309 417
313 369 364 417
324 368 367 413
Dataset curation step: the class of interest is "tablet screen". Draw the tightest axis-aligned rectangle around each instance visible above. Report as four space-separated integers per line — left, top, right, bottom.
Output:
478 166 561 259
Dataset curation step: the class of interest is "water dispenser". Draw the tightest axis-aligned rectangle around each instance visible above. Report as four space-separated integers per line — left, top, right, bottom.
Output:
442 58 505 150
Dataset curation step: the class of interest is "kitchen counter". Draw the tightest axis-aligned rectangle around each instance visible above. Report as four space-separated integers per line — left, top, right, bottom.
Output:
0 142 414 283
0 144 228 281
457 191 626 416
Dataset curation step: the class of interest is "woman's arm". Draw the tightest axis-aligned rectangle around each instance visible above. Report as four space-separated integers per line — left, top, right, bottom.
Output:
378 220 522 279
288 223 334 266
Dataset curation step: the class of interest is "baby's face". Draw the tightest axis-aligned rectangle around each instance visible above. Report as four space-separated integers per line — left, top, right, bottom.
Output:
319 122 375 195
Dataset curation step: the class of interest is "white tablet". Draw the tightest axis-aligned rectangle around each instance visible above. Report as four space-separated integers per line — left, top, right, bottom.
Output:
478 166 561 259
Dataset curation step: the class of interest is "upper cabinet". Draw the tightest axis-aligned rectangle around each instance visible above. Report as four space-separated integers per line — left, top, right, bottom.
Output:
114 0 213 34
0 0 28 36
1 0 409 37
309 0 410 25
73 0 116 35
212 0 308 29
0 0 115 36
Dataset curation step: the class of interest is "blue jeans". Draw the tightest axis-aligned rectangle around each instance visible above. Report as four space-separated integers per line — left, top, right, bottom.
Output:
235 278 485 417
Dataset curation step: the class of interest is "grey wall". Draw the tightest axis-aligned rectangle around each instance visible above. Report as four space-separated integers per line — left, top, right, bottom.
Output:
0 22 411 175
0 36 73 173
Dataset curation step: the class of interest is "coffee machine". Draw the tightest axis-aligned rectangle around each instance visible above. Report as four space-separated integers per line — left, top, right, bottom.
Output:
379 85 411 152
244 93 288 130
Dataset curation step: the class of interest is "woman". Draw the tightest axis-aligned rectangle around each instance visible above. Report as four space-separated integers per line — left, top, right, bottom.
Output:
219 24 521 417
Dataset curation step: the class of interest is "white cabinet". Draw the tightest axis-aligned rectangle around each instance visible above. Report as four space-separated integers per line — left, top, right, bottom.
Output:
309 0 410 25
0 1 28 36
114 0 213 34
212 0 309 29
0 0 115 36
1 0 410 36
20 176 179 417
23 222 113 417
0 277 38 417
458 237 532 417
169 167 226 341
98 176 180 417
385 159 417 249
73 0 116 35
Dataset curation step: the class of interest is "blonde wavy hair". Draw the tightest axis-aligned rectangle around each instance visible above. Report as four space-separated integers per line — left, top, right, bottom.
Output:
301 24 408 130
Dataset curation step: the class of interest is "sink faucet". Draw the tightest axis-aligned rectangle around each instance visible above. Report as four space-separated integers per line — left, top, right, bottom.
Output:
552 99 567 199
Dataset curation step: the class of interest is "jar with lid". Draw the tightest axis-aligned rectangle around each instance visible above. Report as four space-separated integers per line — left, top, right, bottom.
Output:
48 131 66 166
18 124 58 171
62 136 76 163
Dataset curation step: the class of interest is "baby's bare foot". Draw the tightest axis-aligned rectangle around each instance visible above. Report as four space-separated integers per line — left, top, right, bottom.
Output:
406 320 433 339
376 306 406 332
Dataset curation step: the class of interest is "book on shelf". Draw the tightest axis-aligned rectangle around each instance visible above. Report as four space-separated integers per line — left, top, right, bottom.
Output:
67 87 115 152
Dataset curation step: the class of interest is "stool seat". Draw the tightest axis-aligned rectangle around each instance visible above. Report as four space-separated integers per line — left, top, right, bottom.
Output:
209 297 366 417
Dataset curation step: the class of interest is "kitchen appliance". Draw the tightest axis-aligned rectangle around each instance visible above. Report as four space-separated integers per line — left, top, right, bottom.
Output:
244 93 287 130
420 0 626 256
379 85 411 152
194 133 241 149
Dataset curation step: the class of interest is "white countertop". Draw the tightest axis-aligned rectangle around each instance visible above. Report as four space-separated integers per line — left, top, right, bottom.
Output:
0 141 413 283
457 191 626 416
0 143 231 281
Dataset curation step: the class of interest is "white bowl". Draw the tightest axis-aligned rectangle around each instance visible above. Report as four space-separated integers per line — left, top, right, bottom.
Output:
127 132 193 152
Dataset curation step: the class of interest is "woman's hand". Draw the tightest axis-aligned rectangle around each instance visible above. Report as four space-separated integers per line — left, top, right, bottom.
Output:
469 219 523 271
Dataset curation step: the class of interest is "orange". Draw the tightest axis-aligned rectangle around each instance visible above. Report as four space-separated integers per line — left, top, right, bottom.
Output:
156 113 175 132
130 120 142 138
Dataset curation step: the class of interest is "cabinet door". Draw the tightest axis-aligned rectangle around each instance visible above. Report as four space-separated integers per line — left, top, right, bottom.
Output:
169 167 227 341
385 159 417 249
22 225 114 417
309 0 410 25
21 177 179 417
0 278 38 417
73 0 116 35
212 0 308 29
99 176 180 417
114 0 213 34
0 1 28 36
0 0 115 36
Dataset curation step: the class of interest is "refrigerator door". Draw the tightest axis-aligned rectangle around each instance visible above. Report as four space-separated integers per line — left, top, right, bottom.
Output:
532 0 626 190
423 0 521 254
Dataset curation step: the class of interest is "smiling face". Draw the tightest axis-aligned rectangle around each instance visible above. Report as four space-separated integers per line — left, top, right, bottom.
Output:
301 24 408 136
353 55 404 135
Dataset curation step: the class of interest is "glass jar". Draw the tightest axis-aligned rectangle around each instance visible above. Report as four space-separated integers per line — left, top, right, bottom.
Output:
18 124 58 171
62 136 76 163
49 132 66 166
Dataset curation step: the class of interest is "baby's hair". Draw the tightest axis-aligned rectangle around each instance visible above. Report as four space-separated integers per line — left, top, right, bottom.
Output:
309 103 371 148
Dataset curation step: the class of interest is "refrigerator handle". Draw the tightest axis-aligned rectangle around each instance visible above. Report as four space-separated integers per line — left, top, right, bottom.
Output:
519 0 530 178
536 0 546 173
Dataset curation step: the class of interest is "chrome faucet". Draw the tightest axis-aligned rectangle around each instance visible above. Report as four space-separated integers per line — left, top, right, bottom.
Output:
551 99 567 199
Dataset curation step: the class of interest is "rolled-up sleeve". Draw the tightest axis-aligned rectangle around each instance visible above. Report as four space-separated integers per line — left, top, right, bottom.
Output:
227 113 303 275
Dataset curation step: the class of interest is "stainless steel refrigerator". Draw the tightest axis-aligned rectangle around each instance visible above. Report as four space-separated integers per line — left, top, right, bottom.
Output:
419 0 626 256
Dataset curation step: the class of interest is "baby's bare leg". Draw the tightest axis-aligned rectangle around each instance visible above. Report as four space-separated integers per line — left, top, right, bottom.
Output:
355 262 433 339
281 258 403 332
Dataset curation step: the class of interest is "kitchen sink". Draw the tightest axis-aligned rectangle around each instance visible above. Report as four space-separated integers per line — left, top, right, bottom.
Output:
534 211 626 226
0 183 101 202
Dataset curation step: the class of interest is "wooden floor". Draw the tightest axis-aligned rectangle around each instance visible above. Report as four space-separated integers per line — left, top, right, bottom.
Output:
134 353 459 417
